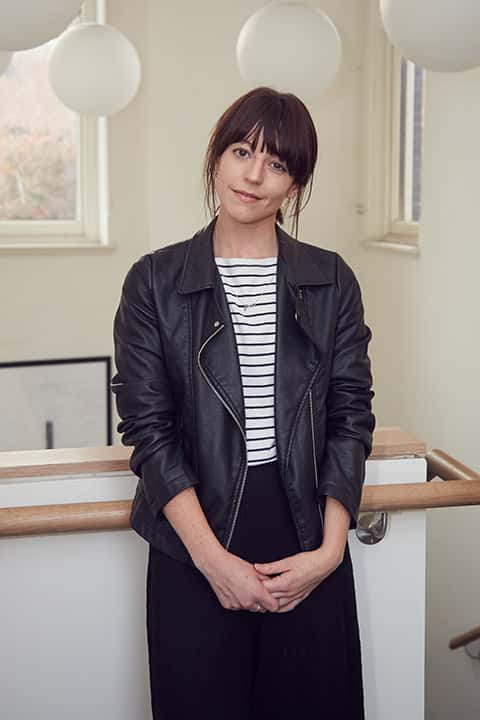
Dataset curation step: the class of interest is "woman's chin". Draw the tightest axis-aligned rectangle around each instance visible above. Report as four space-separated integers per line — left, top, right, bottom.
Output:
218 203 274 225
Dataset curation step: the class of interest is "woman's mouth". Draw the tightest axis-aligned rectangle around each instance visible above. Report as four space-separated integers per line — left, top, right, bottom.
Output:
233 189 261 202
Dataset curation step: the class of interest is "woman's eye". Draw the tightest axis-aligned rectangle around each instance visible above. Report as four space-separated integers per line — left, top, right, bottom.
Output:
232 147 287 173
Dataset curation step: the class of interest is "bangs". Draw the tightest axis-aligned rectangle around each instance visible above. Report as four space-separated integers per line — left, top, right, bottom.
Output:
212 89 317 186
239 121 288 168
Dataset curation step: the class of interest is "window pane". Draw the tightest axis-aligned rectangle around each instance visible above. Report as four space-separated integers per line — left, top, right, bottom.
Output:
399 57 425 223
0 40 78 221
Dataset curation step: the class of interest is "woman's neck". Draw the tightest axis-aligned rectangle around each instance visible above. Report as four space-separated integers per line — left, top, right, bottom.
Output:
212 213 278 258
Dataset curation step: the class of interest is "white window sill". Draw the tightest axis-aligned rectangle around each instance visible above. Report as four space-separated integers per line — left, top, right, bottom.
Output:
0 242 116 253
361 237 420 257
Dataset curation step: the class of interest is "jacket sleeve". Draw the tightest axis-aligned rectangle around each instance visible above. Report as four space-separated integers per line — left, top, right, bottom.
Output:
317 253 376 530
111 253 199 519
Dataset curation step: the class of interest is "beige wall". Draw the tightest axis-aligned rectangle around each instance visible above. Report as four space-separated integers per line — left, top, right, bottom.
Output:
357 61 480 720
360 67 480 468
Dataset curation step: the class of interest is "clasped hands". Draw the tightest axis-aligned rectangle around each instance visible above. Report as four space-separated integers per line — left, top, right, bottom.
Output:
199 545 342 615
252 547 341 613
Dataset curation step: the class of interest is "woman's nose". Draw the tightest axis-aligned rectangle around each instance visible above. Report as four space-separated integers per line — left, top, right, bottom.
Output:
245 158 264 184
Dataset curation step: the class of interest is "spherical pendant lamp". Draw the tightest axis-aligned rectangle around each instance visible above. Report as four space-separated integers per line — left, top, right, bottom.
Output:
48 23 141 116
380 0 480 72
0 1 82 51
236 2 342 99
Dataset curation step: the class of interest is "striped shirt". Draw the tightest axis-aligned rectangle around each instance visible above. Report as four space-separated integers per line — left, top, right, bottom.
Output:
214 255 278 466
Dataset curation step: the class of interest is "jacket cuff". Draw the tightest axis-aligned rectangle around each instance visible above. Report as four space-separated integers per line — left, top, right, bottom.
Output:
132 452 200 520
318 486 359 530
316 436 367 531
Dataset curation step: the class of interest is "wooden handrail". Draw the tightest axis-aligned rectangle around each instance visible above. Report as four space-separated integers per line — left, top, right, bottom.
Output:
426 449 480 483
427 450 480 655
2 430 480 537
0 445 131 480
449 625 480 650
0 500 131 536
0 427 427 480
360 479 480 511
2 479 480 537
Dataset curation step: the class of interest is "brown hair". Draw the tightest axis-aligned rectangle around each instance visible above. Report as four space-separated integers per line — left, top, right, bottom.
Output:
203 86 318 239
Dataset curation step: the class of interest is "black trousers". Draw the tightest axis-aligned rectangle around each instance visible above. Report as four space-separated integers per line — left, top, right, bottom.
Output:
146 460 365 719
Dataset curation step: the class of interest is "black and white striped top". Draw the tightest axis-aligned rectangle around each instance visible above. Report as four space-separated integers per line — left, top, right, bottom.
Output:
214 255 278 466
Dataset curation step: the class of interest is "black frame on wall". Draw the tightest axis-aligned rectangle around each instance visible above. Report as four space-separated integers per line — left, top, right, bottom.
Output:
0 355 113 448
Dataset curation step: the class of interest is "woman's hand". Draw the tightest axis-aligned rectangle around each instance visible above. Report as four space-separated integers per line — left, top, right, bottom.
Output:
254 547 342 613
196 547 280 613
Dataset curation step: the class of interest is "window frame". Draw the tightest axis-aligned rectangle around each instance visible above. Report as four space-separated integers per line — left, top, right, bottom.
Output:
0 0 111 252
361 0 424 256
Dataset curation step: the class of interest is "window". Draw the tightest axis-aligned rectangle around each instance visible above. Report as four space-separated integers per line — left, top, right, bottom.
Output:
398 57 425 224
361 0 425 254
0 0 109 250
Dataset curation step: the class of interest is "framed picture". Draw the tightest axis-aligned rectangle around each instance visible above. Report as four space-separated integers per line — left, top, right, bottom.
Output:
0 356 112 451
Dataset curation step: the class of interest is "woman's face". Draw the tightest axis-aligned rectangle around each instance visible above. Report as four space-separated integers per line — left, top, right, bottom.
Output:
214 127 298 225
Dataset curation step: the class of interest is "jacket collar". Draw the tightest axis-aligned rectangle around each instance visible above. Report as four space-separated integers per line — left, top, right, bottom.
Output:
177 216 335 294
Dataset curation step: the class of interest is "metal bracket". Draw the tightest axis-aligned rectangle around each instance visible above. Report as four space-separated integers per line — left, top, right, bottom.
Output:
355 511 389 544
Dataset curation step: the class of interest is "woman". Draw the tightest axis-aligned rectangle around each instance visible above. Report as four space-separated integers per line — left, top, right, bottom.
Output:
112 86 375 719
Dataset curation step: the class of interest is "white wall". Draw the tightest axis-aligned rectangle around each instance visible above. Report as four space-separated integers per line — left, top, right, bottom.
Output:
357 60 480 720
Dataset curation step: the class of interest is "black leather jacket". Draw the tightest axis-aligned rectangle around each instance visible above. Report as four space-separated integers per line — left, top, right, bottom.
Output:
111 217 375 567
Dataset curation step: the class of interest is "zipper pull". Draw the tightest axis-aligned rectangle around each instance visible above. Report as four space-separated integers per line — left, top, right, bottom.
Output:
295 287 303 322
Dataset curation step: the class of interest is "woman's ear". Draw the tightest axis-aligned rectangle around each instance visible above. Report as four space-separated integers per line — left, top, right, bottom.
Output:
287 183 299 200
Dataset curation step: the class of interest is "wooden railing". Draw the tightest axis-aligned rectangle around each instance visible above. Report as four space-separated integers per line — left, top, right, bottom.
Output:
1 430 480 537
425 448 480 655
449 625 480 651
0 430 479 539
0 500 131 536
2 479 480 536
426 448 480 483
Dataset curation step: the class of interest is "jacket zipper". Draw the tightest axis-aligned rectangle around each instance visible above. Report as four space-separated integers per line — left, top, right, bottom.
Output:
297 287 324 533
308 388 324 532
197 322 249 550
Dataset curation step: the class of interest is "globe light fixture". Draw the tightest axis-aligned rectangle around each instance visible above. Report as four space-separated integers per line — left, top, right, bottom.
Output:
236 1 342 99
380 0 480 72
49 23 141 116
0 1 82 51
